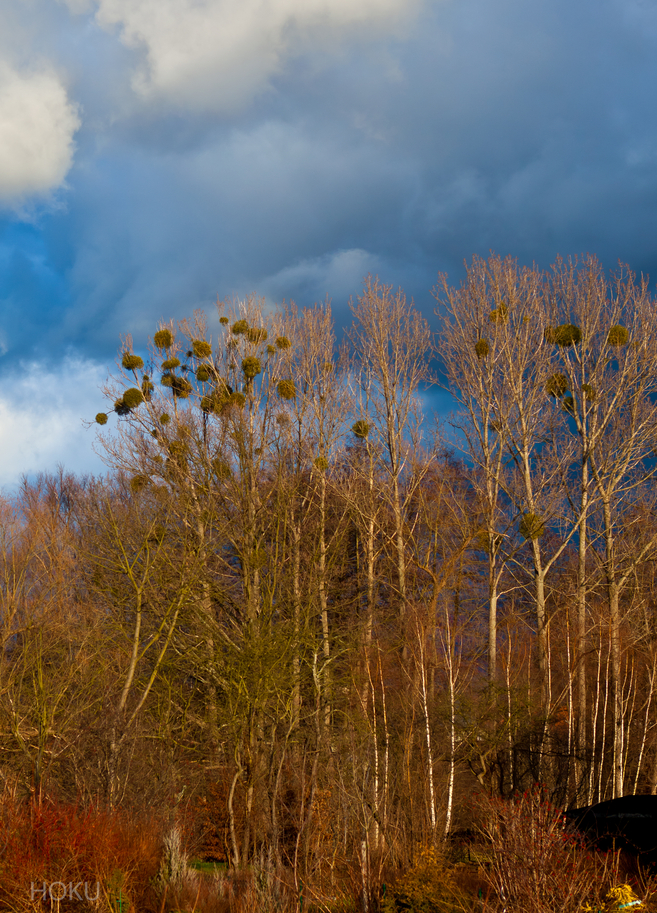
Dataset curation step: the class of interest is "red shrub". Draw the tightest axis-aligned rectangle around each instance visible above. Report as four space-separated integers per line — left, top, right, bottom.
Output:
477 787 623 913
0 795 162 911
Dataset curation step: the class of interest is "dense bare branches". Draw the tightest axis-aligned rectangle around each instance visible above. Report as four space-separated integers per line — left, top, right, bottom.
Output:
2 259 657 907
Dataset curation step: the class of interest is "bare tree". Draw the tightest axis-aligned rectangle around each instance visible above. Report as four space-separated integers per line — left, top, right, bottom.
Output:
435 257 520 686
81 477 200 806
0 475 101 805
350 276 434 634
546 257 657 798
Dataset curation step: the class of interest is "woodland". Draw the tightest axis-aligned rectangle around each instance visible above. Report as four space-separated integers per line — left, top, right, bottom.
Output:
2 254 657 912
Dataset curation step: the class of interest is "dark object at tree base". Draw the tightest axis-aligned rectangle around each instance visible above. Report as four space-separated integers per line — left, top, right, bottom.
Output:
566 795 657 869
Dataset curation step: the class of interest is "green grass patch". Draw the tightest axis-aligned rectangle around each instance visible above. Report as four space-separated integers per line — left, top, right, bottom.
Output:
188 859 227 876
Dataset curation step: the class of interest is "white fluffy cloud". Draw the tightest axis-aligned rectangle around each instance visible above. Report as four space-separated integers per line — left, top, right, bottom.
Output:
71 0 418 110
0 63 80 202
0 358 109 489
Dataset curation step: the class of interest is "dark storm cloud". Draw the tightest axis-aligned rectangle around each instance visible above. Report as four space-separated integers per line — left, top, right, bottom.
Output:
2 0 657 483
24 111 422 357
50 0 657 357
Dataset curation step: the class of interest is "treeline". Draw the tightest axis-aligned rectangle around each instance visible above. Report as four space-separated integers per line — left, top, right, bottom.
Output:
2 255 657 900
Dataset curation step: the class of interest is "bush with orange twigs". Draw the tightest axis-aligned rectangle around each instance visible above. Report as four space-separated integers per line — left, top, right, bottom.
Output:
0 795 162 911
477 788 629 913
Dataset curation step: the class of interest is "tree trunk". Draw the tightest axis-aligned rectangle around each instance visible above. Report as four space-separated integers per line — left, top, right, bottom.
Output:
318 468 331 730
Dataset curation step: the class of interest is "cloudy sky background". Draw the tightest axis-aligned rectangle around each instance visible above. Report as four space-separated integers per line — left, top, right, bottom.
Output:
1 0 657 487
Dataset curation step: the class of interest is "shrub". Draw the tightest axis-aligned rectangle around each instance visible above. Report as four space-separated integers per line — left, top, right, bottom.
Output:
476 529 501 553
477 788 622 913
169 440 187 460
154 328 174 349
562 395 575 416
383 844 467 913
519 512 544 540
241 357 261 380
167 441 188 473
171 376 193 398
192 339 213 358
0 796 162 913
122 387 145 410
247 327 268 344
222 392 246 411
544 324 582 346
489 304 508 323
546 373 568 398
159 826 188 888
165 869 231 913
122 352 144 371
607 325 629 346
554 324 581 346
277 379 296 400
201 383 229 412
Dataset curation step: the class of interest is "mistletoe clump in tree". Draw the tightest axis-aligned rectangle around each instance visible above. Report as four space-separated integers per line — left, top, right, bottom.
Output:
92 302 296 631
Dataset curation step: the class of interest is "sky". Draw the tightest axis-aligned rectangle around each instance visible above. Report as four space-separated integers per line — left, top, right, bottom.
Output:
1 0 657 487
